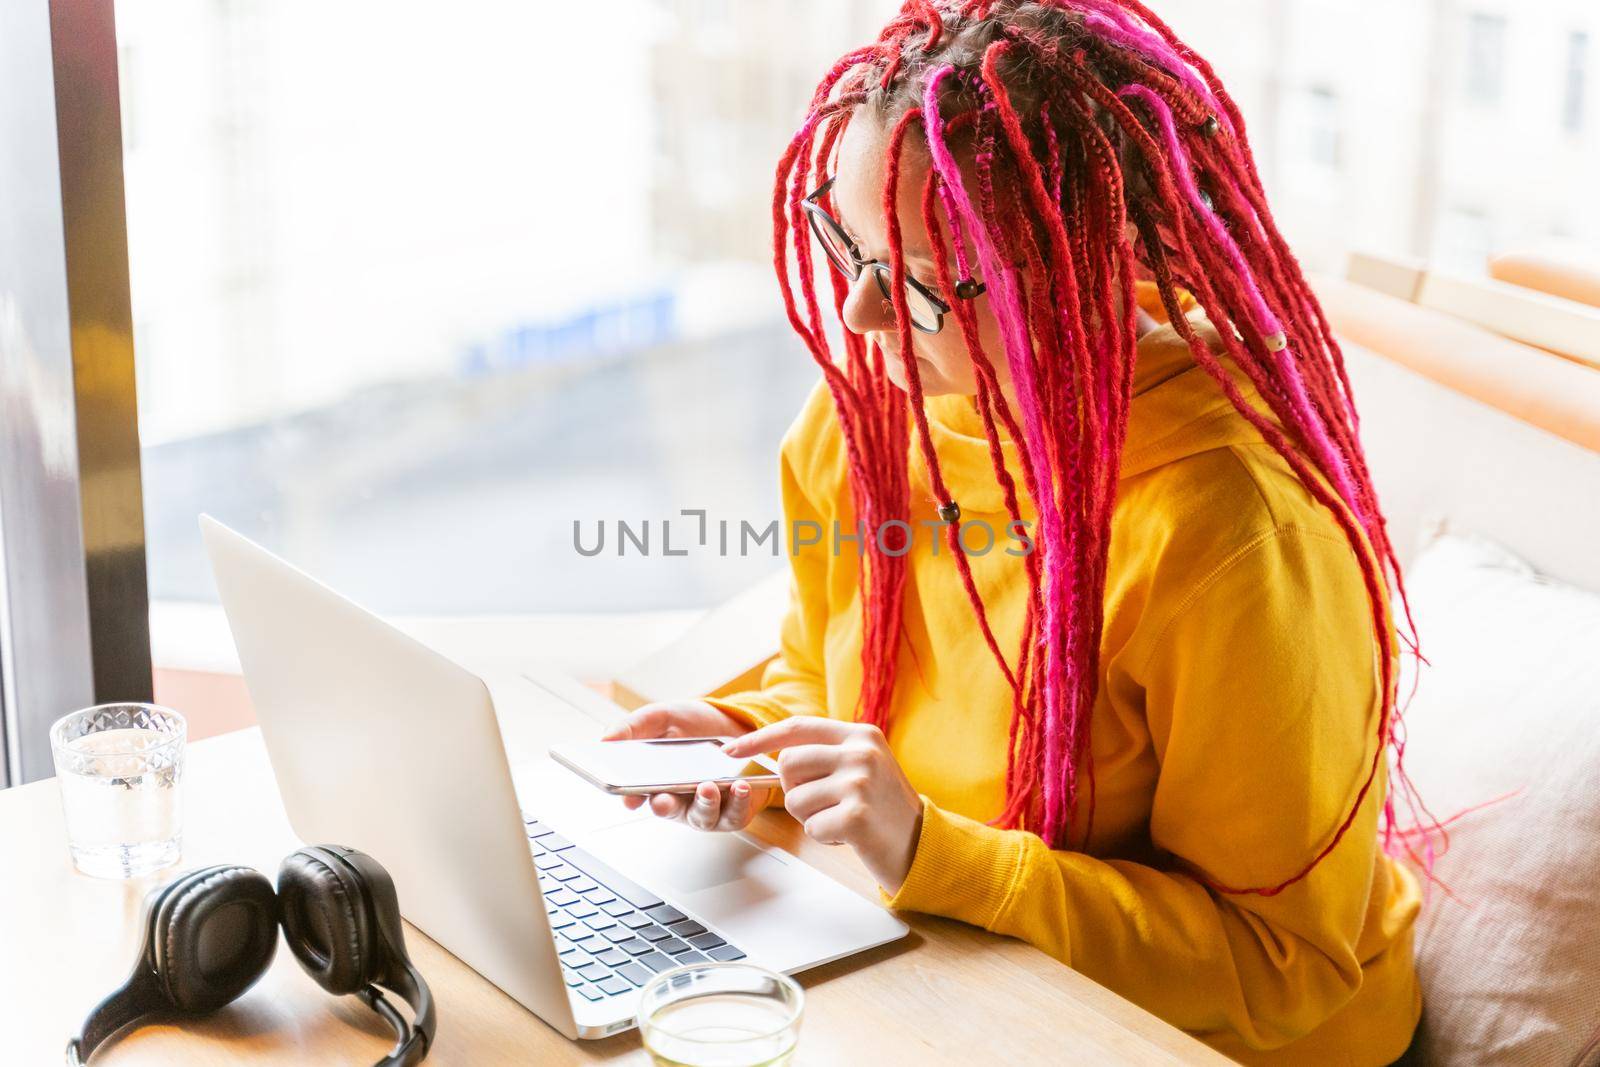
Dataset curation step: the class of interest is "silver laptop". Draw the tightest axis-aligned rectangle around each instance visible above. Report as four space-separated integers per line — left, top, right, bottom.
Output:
200 515 908 1039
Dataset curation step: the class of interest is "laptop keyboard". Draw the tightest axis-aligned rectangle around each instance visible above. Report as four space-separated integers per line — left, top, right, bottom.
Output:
523 814 748 1003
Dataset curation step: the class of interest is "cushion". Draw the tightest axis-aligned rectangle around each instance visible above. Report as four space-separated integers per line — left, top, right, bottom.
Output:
1489 250 1600 311
1397 531 1600 1065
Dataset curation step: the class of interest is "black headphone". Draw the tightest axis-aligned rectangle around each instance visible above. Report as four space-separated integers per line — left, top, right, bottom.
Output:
67 845 437 1065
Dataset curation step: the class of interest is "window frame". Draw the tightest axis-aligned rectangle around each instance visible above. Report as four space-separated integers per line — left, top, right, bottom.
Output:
0 0 151 787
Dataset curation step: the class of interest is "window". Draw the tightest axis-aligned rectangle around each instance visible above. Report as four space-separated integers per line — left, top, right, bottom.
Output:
1464 12 1508 105
107 0 1600 661
1434 203 1493 273
1306 85 1342 171
119 0 900 625
1564 30 1589 134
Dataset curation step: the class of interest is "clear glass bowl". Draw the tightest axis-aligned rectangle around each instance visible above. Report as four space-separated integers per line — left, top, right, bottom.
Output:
637 961 804 1067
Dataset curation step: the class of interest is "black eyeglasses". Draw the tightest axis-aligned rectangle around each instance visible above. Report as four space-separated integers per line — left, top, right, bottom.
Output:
801 178 986 334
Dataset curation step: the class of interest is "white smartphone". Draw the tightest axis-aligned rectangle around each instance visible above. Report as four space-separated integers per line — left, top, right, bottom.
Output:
549 736 782 796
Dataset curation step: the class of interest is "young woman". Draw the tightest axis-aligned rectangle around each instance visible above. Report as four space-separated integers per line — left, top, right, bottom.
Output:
604 2 1433 1062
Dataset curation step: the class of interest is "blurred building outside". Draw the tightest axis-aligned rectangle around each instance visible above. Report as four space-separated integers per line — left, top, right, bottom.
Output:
114 0 1595 673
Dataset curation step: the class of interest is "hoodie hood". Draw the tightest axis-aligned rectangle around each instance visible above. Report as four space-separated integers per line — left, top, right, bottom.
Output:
913 281 1277 516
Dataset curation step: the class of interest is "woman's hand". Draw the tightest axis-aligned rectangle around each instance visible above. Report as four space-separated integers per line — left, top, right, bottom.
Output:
721 718 924 896
599 700 778 832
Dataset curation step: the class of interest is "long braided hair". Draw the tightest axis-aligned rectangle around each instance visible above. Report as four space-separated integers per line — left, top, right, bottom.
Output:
771 0 1440 895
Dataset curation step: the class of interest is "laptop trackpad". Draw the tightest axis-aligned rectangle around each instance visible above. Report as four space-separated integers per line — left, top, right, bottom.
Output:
579 813 910 975
581 818 789 896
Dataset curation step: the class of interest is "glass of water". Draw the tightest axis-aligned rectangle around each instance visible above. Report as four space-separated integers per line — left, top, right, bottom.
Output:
638 961 804 1067
50 703 186 879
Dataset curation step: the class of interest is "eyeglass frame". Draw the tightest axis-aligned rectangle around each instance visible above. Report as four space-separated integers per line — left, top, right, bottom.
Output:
800 177 987 335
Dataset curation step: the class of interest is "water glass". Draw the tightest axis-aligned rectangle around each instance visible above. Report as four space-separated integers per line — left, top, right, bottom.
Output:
638 961 804 1067
50 703 186 879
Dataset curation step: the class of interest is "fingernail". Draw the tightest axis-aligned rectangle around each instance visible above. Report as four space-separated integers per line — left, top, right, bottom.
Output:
732 781 748 796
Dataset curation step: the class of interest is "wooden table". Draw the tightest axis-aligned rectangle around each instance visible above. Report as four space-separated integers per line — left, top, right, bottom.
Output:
0 727 1229 1065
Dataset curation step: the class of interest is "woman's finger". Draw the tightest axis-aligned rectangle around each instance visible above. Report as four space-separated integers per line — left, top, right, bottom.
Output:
650 791 689 819
800 801 854 846
781 775 852 823
687 781 722 831
622 793 646 810
601 704 673 741
773 742 844 790
719 780 754 829
722 715 856 757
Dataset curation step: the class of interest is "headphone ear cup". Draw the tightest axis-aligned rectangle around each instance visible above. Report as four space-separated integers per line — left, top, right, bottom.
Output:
151 865 279 1014
277 848 373 996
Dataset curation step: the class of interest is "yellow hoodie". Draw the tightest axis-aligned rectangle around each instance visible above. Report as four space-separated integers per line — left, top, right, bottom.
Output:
707 283 1422 1064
